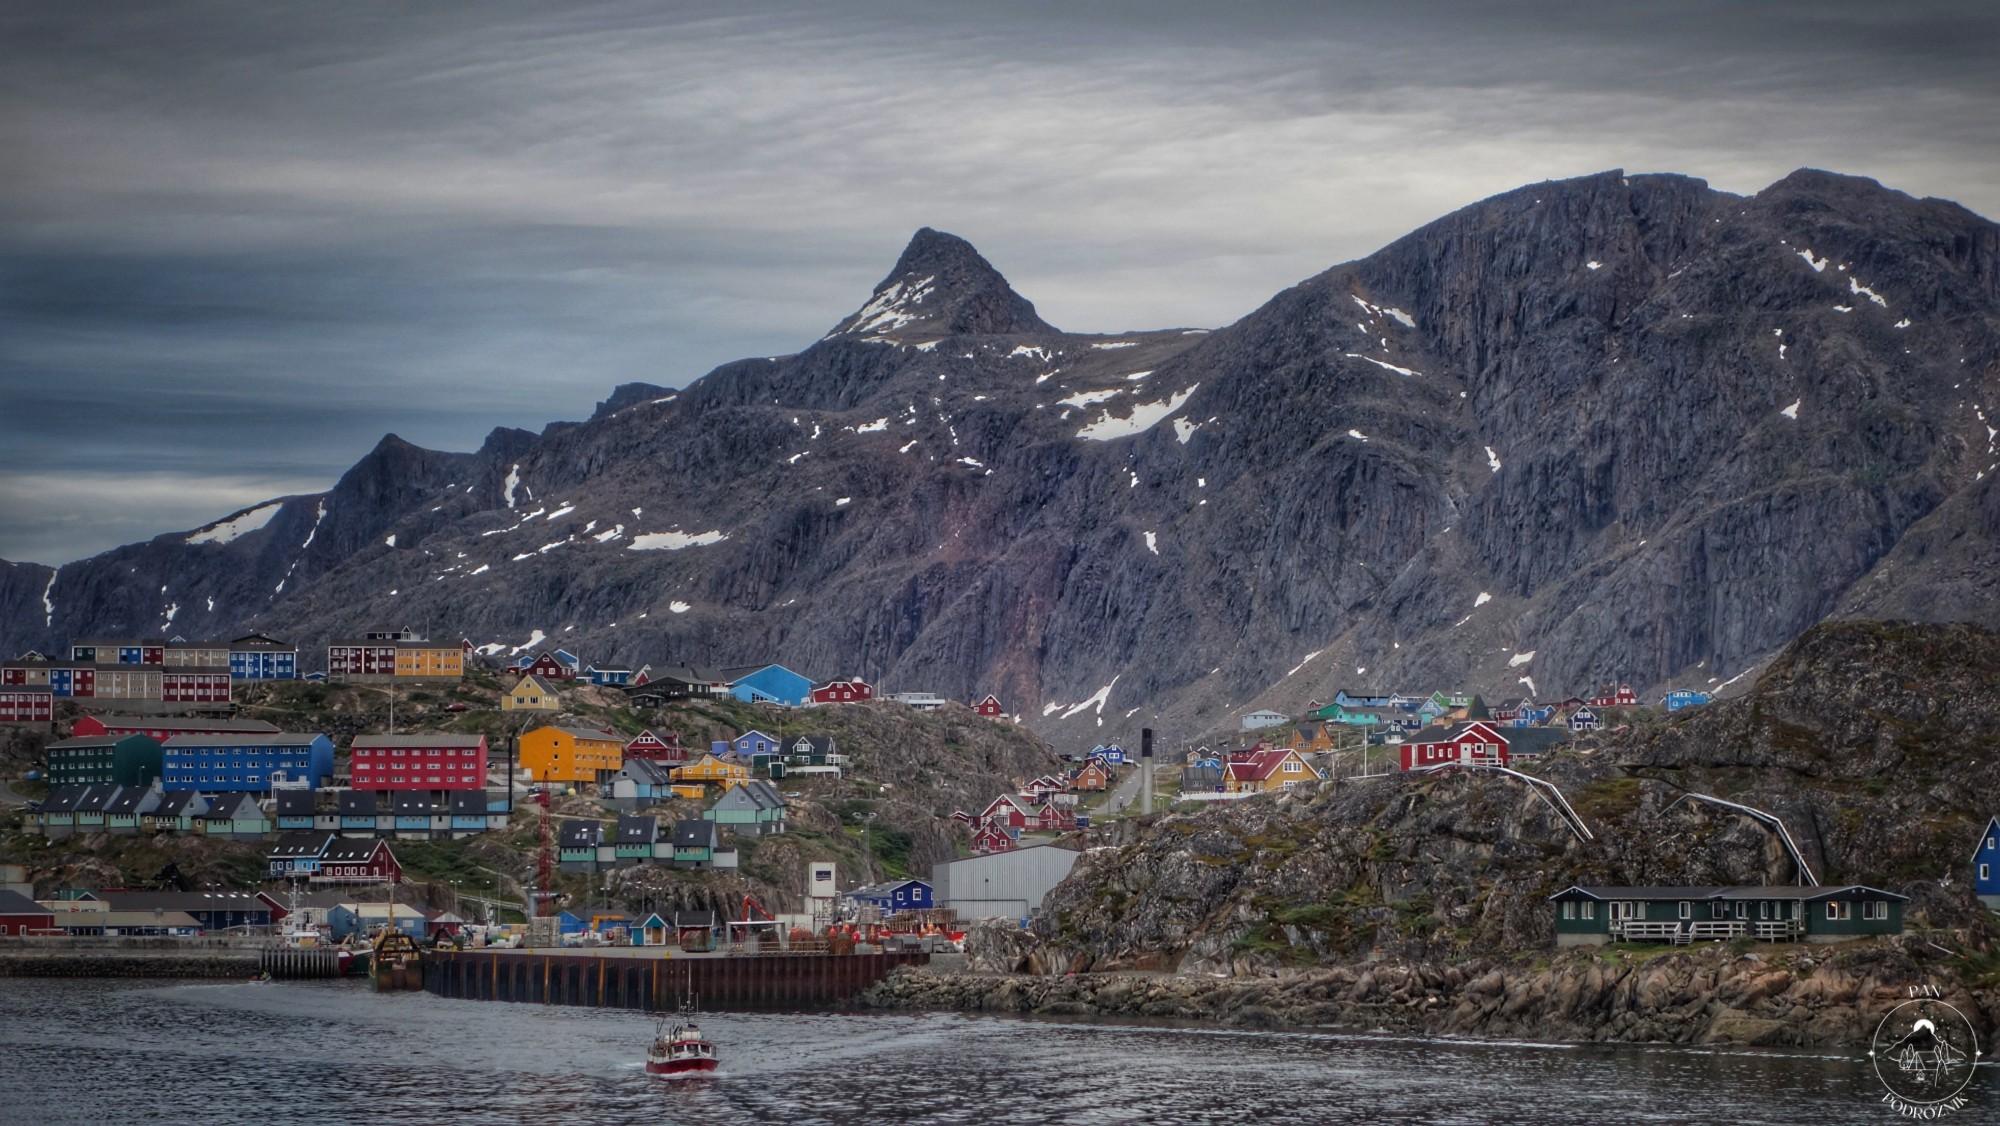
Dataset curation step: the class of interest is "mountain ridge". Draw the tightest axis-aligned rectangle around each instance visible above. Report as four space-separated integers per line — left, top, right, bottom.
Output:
6 167 1997 746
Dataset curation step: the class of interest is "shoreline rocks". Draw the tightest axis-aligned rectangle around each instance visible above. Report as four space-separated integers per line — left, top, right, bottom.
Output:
861 938 1999 1048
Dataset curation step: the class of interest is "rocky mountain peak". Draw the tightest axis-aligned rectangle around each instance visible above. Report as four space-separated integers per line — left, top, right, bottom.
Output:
826 227 1056 339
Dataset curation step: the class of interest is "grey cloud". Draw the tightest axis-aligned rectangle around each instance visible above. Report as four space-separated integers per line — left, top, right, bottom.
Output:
2 1 1996 563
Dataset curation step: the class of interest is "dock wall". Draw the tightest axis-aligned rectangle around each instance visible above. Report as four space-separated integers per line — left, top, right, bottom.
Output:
424 949 928 1011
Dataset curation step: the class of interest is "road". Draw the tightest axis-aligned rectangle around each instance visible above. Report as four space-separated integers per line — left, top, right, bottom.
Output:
1098 760 1149 816
0 776 35 808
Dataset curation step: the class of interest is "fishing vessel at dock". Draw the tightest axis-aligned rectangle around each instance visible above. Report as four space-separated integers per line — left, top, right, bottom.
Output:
645 999 718 1077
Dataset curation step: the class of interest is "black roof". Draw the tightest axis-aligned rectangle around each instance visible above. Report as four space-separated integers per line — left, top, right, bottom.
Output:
202 793 261 819
162 732 327 748
39 784 93 813
268 832 334 858
558 819 603 847
337 791 379 816
87 715 280 734
673 910 715 927
150 790 196 816
785 734 836 755
618 758 674 786
102 787 145 815
616 815 659 844
446 790 487 815
670 820 716 849
321 838 387 864
101 891 270 913
48 735 153 751
1550 884 1911 903
391 792 436 814
273 790 317 816
0 889 50 916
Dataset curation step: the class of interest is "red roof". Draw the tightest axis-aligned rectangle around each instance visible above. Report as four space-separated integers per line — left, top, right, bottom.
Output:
1224 748 1299 782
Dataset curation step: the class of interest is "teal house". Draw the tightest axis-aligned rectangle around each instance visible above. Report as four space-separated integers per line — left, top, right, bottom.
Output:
704 780 788 836
45 735 163 788
1550 885 1908 946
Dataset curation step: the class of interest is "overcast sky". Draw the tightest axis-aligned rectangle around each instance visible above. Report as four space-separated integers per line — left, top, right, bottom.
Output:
3 0 1997 564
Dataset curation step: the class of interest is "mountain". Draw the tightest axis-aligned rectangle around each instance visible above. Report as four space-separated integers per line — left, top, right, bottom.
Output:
5 168 1997 746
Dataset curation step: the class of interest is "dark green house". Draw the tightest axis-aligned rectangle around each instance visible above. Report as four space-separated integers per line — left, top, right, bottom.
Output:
45 735 162 787
1550 885 1908 946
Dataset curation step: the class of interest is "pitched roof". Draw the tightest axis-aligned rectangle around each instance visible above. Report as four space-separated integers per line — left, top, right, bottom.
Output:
670 820 716 848
272 790 317 816
320 838 388 864
512 674 558 695
337 791 378 816
150 790 196 816
268 832 334 858
102 787 147 815
202 792 263 819
39 784 94 813
1224 748 1308 782
1550 884 1910 902
540 725 620 742
616 815 659 844
100 891 271 913
618 758 674 786
85 715 280 734
0 889 52 916
558 819 604 847
72 787 115 813
391 792 436 814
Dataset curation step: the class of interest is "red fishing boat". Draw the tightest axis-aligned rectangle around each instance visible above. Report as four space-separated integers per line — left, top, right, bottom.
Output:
645 1000 718 1077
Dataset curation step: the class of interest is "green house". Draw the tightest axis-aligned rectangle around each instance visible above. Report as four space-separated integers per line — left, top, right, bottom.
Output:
613 815 659 865
670 819 718 867
703 779 788 836
1311 703 1380 726
45 735 163 788
1550 885 1908 946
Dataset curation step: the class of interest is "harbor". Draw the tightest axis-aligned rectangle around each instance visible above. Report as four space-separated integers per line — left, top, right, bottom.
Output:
424 947 930 1010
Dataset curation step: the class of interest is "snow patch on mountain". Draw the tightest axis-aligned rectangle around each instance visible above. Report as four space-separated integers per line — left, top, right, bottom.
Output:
186 501 285 546
1075 385 1199 441
629 530 729 551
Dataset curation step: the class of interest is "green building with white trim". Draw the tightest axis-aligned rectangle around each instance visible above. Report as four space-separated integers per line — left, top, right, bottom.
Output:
1550 884 1907 946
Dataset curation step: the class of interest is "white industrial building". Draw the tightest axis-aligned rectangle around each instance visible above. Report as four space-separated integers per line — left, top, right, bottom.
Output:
931 845 1080 920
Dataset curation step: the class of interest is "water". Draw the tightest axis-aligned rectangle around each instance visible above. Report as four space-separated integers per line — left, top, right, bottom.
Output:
0 978 1988 1124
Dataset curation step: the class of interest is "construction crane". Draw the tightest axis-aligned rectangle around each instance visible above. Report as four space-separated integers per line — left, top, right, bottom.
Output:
727 893 781 946
532 786 557 916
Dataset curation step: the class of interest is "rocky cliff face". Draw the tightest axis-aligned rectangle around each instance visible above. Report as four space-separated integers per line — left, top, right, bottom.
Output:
6 170 1997 747
1019 622 1999 978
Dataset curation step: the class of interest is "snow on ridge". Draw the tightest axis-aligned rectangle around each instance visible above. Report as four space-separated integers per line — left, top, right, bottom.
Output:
509 629 546 656
1075 384 1199 441
1796 249 1828 272
1286 649 1324 677
503 464 522 509
1347 429 1369 442
1343 353 1421 377
592 524 625 543
1518 674 1537 696
856 418 890 433
1174 418 1200 444
384 534 396 547
1009 345 1053 362
835 497 851 507
1123 371 1153 381
1508 650 1536 667
1090 341 1137 350
545 504 576 521
1585 260 1603 271
469 564 491 575
629 529 729 551
1485 446 1502 473
1059 676 1120 719
186 500 285 546
1848 276 1888 307
1057 387 1123 409
1473 591 1492 608
1381 307 1417 329
669 601 692 614
42 572 57 628
1143 531 1158 555
1780 399 1801 420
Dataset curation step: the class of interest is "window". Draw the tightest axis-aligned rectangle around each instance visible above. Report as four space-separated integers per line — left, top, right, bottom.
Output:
1579 901 1594 920
1678 901 1691 919
1865 901 1888 921
1983 864 1992 881
1826 901 1852 921
1713 902 1728 919
1561 901 1575 919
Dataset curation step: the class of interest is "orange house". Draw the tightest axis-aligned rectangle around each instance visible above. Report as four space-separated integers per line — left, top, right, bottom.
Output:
394 642 464 680
1286 723 1336 754
519 725 623 784
670 753 750 792
1071 760 1110 791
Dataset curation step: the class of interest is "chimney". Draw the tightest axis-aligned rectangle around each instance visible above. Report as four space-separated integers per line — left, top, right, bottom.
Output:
1140 728 1154 814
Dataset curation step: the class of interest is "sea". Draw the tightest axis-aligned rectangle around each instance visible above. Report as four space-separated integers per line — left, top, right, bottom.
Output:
0 978 1989 1124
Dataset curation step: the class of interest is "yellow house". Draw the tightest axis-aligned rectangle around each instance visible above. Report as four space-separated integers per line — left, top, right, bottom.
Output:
1224 747 1321 794
519 725 623 784
668 783 708 801
502 674 559 712
394 642 463 679
670 753 750 792
1285 722 1335 754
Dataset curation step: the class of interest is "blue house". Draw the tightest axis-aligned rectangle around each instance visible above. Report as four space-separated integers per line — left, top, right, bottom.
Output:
1334 690 1394 710
1090 744 1127 765
846 878 934 916
724 664 815 707
1566 705 1602 733
1975 817 2000 912
557 910 588 936
1513 704 1557 727
160 732 334 792
585 663 646 687
730 730 780 758
1661 689 1712 713
273 790 317 832
229 633 298 680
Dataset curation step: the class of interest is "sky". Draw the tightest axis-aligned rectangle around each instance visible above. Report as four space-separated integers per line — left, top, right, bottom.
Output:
3 0 1997 564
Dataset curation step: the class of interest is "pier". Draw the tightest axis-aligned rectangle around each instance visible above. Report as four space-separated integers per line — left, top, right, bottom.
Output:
424 948 928 1011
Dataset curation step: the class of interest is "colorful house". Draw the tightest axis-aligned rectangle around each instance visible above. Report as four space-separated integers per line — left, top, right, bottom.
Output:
622 729 684 763
558 820 605 872
1661 689 1712 712
103 784 157 835
1549 885 1908 946
502 673 561 712
1334 690 1395 710
1239 709 1289 732
809 677 875 705
671 753 751 792
1565 705 1602 733
977 794 1035 832
624 666 727 706
1587 684 1640 708
1399 721 1512 771
44 734 163 787
1973 817 2000 912
584 663 646 688
609 759 675 809
0 685 53 724
613 815 662 866
0 890 58 936
704 780 788 835
349 733 488 792
723 663 815 707
519 726 623 786
72 714 279 741
144 790 207 832
161 732 334 792
1071 760 1110 791
728 730 780 758
844 879 934 916
1223 747 1321 794
669 819 720 867
228 633 297 681
515 651 576 682
971 821 1017 853
973 694 1005 718
198 792 271 838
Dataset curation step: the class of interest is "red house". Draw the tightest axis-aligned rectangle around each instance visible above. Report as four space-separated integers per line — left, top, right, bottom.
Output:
809 677 874 705
973 694 1004 717
0 687 53 724
1399 721 1510 771
971 821 1017 853
71 714 280 741
349 734 489 791
518 652 576 682
316 838 402 884
977 794 1033 832
160 670 232 704
1588 684 1639 708
0 889 55 936
624 729 685 764
1027 797 1077 832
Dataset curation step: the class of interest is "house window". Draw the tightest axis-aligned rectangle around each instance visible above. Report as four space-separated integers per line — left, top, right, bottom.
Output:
1825 901 1852 921
1678 901 1690 919
1983 864 1992 881
1865 901 1888 921
1579 901 1594 920
1561 901 1575 919
1734 902 1747 919
1713 902 1728 919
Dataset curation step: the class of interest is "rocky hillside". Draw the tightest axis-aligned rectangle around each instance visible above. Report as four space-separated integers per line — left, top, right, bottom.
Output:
5 170 1998 747
1026 621 2000 974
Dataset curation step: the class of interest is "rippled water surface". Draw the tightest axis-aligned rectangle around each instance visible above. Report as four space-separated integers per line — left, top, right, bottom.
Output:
0 978 1990 1123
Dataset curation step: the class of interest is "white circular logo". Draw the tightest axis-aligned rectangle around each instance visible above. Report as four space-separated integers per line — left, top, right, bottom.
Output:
1870 998 1980 1114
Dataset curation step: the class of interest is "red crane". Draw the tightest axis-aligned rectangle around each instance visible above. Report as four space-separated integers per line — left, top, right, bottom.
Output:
533 787 555 916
